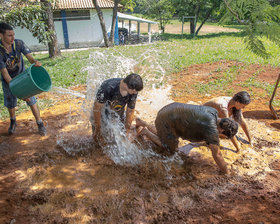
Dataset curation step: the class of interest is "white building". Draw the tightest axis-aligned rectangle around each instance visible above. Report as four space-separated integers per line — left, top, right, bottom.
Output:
14 0 157 51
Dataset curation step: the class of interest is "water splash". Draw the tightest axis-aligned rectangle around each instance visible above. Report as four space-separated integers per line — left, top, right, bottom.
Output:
57 46 183 179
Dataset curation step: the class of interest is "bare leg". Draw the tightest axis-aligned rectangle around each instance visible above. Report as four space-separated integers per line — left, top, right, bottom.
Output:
8 108 16 119
137 127 163 147
30 104 41 122
136 117 157 134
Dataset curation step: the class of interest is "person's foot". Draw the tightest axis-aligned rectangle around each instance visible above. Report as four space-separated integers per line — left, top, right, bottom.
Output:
8 118 17 135
37 121 47 136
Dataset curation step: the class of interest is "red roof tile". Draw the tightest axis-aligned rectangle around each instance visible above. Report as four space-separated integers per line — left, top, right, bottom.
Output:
53 0 119 10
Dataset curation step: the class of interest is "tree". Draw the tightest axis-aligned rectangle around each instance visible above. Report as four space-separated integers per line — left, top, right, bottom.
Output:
138 0 176 33
40 0 60 57
120 0 136 12
92 0 120 47
0 0 61 58
222 0 280 58
92 0 110 47
172 0 222 35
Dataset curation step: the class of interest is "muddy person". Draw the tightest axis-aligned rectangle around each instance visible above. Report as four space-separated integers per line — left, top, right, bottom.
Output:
0 22 46 136
204 91 251 150
91 73 143 144
136 103 239 173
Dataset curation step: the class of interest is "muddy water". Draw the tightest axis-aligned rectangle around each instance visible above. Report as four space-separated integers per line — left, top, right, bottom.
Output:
1 58 280 223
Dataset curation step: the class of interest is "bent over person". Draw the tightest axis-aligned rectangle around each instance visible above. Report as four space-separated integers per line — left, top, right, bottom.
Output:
137 103 239 173
0 22 46 136
91 73 143 143
204 91 251 150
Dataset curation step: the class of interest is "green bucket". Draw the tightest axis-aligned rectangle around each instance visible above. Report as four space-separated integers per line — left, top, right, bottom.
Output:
9 64 52 99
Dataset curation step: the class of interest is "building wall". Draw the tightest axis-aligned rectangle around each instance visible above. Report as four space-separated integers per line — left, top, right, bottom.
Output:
14 9 113 51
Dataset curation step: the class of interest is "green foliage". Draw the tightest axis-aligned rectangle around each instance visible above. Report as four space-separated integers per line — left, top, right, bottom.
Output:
120 0 136 12
138 0 176 32
173 0 222 19
0 1 52 45
221 0 280 58
1 30 280 119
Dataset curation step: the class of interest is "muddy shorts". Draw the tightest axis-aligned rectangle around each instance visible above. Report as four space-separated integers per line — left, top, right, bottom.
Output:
1 79 37 108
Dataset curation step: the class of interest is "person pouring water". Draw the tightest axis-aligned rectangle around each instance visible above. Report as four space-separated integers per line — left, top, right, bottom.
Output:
0 22 46 136
91 73 143 144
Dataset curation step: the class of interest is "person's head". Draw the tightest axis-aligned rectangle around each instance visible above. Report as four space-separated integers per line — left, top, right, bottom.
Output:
218 118 238 139
122 73 143 95
0 22 15 45
232 91 251 110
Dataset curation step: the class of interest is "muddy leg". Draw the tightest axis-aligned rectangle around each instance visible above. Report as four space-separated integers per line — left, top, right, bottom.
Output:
137 127 163 147
136 117 157 134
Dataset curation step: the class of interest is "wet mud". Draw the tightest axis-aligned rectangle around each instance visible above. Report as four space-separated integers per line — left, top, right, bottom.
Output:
1 61 280 223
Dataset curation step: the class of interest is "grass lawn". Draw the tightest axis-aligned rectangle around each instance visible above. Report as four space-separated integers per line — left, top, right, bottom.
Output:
0 29 279 120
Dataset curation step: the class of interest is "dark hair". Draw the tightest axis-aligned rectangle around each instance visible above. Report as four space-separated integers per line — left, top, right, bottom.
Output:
231 91 250 123
219 118 238 139
0 22 13 34
123 73 143 91
232 91 251 105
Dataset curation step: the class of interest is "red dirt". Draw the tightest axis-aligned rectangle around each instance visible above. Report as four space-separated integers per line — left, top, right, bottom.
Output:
0 60 280 224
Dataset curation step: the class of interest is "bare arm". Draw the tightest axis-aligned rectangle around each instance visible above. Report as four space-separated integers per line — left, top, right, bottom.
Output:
93 101 104 140
25 53 42 67
240 114 251 144
125 107 135 133
0 68 12 84
230 136 241 152
209 144 228 174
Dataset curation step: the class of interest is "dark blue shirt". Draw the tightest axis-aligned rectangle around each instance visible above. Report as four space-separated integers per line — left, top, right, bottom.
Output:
0 39 31 82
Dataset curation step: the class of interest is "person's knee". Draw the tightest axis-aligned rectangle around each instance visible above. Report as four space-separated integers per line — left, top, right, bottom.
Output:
27 96 37 106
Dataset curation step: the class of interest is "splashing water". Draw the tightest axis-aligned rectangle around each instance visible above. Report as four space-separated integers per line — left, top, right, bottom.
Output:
57 46 183 179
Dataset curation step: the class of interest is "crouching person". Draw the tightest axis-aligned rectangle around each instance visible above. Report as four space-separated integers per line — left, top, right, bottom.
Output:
137 103 239 174
91 73 143 144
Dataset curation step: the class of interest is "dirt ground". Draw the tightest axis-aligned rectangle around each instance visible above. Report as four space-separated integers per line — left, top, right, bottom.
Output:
1 61 280 224
132 21 239 35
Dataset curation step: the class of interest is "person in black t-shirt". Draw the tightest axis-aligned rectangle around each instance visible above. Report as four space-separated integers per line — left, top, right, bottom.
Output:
92 73 143 143
136 103 239 173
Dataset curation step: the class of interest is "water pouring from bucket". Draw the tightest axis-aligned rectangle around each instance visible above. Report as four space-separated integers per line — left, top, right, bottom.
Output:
9 63 52 99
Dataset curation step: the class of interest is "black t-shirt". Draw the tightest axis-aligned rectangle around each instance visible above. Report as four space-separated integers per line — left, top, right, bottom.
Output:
155 103 220 145
96 78 137 116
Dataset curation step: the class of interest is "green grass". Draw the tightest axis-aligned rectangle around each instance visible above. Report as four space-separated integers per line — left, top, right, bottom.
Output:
1 30 280 120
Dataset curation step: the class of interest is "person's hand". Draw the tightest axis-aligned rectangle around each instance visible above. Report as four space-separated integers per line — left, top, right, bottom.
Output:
23 98 31 103
34 60 42 67
126 130 136 142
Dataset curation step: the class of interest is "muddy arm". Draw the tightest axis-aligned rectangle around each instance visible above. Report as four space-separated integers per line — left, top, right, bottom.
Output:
240 114 251 144
125 107 135 133
230 136 241 152
209 144 228 173
93 101 104 139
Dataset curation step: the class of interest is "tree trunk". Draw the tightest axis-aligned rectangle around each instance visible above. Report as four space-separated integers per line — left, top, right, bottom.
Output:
195 6 215 36
41 0 61 58
92 0 109 47
190 19 195 34
109 0 120 46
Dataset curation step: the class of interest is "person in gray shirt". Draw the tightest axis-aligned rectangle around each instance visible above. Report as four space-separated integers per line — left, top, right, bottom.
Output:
137 103 239 174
